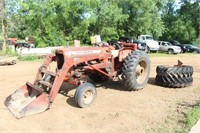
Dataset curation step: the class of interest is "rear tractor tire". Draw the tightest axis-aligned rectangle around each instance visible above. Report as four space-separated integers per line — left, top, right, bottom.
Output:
122 51 151 91
74 83 97 108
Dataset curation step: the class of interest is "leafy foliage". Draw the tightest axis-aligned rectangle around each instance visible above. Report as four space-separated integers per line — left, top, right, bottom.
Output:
2 0 199 47
161 0 199 44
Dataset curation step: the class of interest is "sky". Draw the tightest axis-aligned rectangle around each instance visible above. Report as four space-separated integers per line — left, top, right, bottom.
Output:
175 0 181 8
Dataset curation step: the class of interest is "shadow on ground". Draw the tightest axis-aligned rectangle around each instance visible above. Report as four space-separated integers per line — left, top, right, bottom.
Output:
58 77 159 107
58 78 127 107
148 77 157 85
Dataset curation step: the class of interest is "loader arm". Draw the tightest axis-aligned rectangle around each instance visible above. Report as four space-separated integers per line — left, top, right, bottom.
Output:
5 46 130 118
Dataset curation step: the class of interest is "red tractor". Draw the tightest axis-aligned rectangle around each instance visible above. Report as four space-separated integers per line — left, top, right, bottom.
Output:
5 44 150 118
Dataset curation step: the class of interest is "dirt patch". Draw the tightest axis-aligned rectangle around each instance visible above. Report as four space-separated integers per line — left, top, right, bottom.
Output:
0 54 200 133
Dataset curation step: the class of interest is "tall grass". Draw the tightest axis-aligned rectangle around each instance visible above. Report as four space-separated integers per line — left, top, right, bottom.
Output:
185 102 200 129
18 55 39 61
0 47 18 56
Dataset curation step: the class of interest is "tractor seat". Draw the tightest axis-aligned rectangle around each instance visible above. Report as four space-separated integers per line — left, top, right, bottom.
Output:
111 50 119 58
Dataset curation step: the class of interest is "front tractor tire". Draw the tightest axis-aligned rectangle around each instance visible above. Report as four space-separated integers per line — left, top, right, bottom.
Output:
122 51 150 91
74 83 97 108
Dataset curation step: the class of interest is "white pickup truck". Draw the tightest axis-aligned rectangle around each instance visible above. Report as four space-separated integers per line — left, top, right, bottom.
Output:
138 35 159 52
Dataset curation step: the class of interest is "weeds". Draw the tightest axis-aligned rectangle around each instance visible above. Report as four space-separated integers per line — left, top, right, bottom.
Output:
18 55 38 61
196 86 200 91
185 102 200 130
148 94 200 133
0 47 18 56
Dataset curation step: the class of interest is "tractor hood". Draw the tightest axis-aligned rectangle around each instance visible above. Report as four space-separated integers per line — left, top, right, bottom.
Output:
55 46 114 57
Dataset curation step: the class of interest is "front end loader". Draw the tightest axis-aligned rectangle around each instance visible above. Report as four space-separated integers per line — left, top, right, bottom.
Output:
5 44 150 118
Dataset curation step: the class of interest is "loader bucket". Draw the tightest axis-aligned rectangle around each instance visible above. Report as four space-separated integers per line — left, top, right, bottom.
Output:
4 82 50 118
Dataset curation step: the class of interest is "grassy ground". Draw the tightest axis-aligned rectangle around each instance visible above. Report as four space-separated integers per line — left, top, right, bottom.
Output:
149 52 198 58
148 87 200 133
186 102 200 129
18 55 39 61
16 52 200 133
185 87 200 130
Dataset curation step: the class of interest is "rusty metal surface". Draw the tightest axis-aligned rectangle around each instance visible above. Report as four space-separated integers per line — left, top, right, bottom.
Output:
4 82 50 118
5 46 138 118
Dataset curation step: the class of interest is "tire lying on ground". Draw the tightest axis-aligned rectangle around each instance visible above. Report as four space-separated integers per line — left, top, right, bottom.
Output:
156 65 193 88
156 65 193 77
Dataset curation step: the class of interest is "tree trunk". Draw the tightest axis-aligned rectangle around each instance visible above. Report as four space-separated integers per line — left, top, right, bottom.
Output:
2 18 7 54
1 0 7 54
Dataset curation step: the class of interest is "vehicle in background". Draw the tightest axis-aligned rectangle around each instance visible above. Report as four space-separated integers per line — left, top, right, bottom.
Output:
25 36 35 48
133 38 148 52
184 44 200 54
138 35 159 53
7 38 17 46
169 40 181 45
169 40 187 53
158 41 182 54
15 42 29 50
1 39 16 51
15 42 35 50
117 36 147 52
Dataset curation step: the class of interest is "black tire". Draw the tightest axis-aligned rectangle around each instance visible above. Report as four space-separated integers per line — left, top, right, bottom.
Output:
88 70 108 83
156 65 193 77
74 83 97 108
112 43 122 50
152 50 158 53
146 46 150 53
156 75 193 88
144 46 149 53
193 50 198 54
122 51 151 91
168 49 174 54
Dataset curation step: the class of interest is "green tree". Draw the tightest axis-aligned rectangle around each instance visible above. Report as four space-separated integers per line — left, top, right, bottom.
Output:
0 0 8 53
178 0 199 40
161 0 199 43
89 0 128 41
6 0 198 47
119 0 166 39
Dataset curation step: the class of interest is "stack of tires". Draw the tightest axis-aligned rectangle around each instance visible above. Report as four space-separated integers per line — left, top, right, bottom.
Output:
156 65 193 88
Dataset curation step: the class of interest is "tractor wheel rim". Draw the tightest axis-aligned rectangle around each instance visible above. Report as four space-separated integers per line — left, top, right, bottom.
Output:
83 90 93 104
135 60 147 84
136 65 144 74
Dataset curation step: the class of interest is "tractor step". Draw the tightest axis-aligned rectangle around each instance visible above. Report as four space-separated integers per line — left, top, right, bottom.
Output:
41 70 57 77
27 81 43 93
39 80 52 88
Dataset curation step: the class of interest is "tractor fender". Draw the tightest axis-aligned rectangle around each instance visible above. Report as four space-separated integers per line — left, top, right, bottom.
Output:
118 49 133 62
